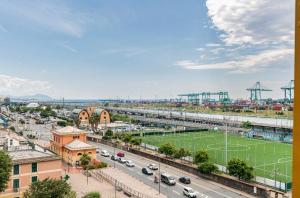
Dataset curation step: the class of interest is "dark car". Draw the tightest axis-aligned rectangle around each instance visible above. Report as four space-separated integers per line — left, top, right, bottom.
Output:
179 176 191 184
117 152 125 157
111 155 118 161
142 167 153 175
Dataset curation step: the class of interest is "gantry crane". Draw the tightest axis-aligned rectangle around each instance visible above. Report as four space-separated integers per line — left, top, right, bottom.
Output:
246 81 272 102
281 80 294 103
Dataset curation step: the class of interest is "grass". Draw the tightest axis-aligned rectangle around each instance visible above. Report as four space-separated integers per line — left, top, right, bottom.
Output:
141 131 292 183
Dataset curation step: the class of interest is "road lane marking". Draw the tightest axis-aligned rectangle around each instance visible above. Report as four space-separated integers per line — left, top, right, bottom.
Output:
172 190 180 195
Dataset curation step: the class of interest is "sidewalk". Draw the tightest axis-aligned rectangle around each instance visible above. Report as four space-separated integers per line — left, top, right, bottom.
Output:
69 172 127 198
99 167 167 198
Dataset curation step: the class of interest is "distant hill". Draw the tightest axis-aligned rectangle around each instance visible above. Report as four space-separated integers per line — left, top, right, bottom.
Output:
12 94 54 102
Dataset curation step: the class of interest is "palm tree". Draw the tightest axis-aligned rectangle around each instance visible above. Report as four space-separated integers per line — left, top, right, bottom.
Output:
89 113 100 132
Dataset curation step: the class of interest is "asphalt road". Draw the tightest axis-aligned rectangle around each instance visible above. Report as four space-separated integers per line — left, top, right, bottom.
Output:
91 142 250 198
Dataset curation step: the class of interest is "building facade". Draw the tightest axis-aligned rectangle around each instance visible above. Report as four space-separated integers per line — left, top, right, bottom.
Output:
0 150 61 198
50 126 96 166
71 107 110 126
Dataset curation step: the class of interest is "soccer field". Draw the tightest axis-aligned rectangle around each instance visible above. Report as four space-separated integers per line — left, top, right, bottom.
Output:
141 131 292 182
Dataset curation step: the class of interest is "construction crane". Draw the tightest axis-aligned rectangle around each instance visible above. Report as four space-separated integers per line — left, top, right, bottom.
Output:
246 81 272 102
178 91 229 104
281 80 294 103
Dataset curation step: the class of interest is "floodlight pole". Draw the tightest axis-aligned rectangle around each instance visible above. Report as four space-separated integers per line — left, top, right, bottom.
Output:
225 117 228 168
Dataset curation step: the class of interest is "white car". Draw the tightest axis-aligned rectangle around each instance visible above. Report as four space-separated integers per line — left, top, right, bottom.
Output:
100 150 110 157
183 187 197 198
125 160 135 167
118 157 127 164
148 163 158 170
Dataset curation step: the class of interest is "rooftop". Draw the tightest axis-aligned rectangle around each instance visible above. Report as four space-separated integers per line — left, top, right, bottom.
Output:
53 126 87 135
65 139 95 151
9 149 60 165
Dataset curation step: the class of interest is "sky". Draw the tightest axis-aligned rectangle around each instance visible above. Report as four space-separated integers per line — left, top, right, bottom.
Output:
0 0 295 100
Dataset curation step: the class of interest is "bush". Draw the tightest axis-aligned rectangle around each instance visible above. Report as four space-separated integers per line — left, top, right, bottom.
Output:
198 162 218 174
57 121 67 127
96 162 107 169
82 192 101 198
9 126 15 132
158 143 176 157
227 158 254 181
194 150 209 164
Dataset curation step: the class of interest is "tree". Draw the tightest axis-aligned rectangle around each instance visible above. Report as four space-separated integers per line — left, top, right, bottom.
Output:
24 178 76 198
80 154 91 169
227 158 254 181
174 148 191 162
130 138 142 148
103 129 113 140
57 121 67 127
122 134 132 145
194 150 209 164
198 162 218 174
89 113 100 132
158 143 176 157
82 192 101 198
0 150 12 192
242 121 252 129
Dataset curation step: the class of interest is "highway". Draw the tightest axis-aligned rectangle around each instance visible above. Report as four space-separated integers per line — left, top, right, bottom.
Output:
91 142 250 198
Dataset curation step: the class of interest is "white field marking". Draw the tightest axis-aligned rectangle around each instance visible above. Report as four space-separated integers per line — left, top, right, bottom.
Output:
172 190 180 195
93 143 235 198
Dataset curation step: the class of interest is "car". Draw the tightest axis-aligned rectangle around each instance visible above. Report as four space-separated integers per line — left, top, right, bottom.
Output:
100 150 110 157
147 163 158 170
179 176 191 184
111 155 118 161
96 148 100 154
142 167 153 175
118 157 127 163
117 152 125 157
160 173 176 185
125 160 135 167
183 187 197 198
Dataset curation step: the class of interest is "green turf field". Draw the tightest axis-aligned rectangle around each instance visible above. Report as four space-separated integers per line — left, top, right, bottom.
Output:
141 131 292 182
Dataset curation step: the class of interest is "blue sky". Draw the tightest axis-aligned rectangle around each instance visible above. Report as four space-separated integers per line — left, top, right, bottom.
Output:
0 0 295 99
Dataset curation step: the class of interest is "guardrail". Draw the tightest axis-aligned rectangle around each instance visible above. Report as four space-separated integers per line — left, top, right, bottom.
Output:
90 169 154 198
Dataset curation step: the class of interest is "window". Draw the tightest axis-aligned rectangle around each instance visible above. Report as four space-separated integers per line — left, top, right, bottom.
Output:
32 163 37 172
13 179 19 189
104 112 106 115
32 176 38 183
10 139 13 145
13 164 19 175
73 135 79 139
104 116 106 119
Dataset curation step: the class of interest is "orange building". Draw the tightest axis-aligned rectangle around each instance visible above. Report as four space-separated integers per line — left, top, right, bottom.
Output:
71 108 110 126
50 126 96 166
0 150 61 198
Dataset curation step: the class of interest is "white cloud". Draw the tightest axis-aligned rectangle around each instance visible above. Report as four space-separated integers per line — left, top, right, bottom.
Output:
206 43 221 47
196 48 204 51
205 0 295 45
176 48 293 72
0 74 52 96
0 1 86 38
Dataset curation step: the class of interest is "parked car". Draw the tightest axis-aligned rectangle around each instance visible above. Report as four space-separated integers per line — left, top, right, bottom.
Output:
125 160 135 167
118 157 127 164
100 150 110 157
147 163 158 170
111 155 118 161
179 176 191 184
161 173 176 185
117 152 125 157
183 187 197 198
96 148 100 154
142 167 153 175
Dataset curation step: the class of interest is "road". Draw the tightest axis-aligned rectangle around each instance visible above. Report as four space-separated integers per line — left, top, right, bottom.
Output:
90 142 250 198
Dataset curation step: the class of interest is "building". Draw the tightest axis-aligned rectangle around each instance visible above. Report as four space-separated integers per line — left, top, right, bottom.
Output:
50 126 96 166
71 107 110 126
0 150 61 198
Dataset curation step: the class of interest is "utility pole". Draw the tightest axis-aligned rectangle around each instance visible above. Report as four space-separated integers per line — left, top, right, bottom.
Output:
158 157 161 194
